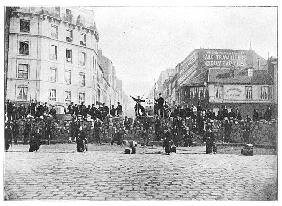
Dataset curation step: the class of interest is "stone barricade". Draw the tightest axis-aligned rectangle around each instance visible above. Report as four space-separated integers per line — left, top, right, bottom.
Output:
214 120 277 147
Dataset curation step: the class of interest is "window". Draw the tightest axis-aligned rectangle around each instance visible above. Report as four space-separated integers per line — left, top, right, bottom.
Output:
51 25 58 39
65 91 71 102
19 41 29 55
66 49 72 62
17 85 28 100
17 64 29 79
49 68 57 82
79 52 86 66
80 33 86 46
50 45 57 60
66 29 73 42
49 89 56 101
65 70 71 84
20 19 30 33
79 92 85 104
261 86 269 100
79 73 85 87
245 86 252 100
215 85 223 99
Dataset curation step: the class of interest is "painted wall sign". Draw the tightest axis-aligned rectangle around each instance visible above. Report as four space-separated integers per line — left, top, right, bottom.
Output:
224 86 244 100
202 50 247 68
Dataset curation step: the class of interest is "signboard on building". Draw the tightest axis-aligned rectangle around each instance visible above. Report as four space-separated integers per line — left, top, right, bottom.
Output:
202 50 247 68
224 85 245 101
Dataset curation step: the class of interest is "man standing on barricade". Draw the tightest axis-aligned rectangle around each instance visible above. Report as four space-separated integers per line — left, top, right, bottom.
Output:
67 102 74 115
110 105 116 117
155 93 164 118
28 99 37 117
116 102 122 116
130 95 146 117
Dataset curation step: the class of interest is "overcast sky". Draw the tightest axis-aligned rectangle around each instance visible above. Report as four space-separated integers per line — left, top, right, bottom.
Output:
91 6 277 97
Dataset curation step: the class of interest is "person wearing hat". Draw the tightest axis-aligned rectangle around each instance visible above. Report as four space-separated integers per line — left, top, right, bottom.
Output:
94 116 102 144
76 125 88 152
130 95 146 117
223 117 232 143
5 121 13 151
204 126 216 154
110 105 116 117
155 93 165 118
163 128 172 154
116 102 122 116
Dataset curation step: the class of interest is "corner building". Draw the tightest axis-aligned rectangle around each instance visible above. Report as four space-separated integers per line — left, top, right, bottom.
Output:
175 49 274 118
6 7 99 106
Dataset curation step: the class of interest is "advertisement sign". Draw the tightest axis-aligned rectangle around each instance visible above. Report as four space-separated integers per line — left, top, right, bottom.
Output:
224 86 245 100
203 50 247 68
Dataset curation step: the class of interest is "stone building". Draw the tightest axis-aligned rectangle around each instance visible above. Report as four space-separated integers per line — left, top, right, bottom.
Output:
6 7 100 106
155 48 276 118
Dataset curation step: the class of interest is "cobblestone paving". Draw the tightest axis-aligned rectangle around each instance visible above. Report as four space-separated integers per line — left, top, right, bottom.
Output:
4 144 277 200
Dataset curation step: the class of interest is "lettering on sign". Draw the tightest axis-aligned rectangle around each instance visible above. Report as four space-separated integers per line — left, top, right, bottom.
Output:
203 50 247 68
225 88 243 99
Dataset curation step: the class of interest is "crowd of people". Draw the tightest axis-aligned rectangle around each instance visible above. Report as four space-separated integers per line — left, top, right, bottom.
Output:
4 95 274 154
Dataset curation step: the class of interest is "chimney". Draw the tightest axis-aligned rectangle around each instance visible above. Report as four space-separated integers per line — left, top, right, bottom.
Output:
248 67 254 77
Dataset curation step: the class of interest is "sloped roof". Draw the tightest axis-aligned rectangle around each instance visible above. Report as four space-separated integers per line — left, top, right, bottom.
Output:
208 68 273 85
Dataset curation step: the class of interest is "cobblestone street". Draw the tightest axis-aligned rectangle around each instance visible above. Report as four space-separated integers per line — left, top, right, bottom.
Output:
4 144 277 200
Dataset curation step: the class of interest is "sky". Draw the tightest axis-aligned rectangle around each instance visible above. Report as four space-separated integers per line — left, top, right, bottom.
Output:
91 6 277 98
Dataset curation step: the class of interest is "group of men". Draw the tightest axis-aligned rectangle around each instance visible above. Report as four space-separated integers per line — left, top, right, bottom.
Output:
67 101 123 121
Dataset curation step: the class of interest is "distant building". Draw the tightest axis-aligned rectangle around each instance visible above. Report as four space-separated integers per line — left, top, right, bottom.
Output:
155 48 276 118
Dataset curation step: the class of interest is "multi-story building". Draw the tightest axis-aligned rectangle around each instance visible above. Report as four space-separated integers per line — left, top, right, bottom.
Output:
154 48 276 118
6 7 99 106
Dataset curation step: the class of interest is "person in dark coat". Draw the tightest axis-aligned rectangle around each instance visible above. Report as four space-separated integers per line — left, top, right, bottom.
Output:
163 128 172 155
18 104 26 119
76 126 88 152
94 117 102 144
116 102 122 116
43 102 49 114
28 99 37 116
253 109 259 121
79 102 87 119
29 128 41 152
23 119 32 144
12 120 19 144
110 105 116 117
223 118 232 143
155 93 165 118
183 128 193 147
264 107 272 121
204 127 217 154
5 122 13 151
68 102 74 115
49 106 57 119
131 95 146 117
74 104 79 116
6 100 14 121
36 103 44 117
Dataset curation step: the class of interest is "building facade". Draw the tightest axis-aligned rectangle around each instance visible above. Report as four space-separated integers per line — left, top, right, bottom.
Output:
154 48 276 118
6 7 100 106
